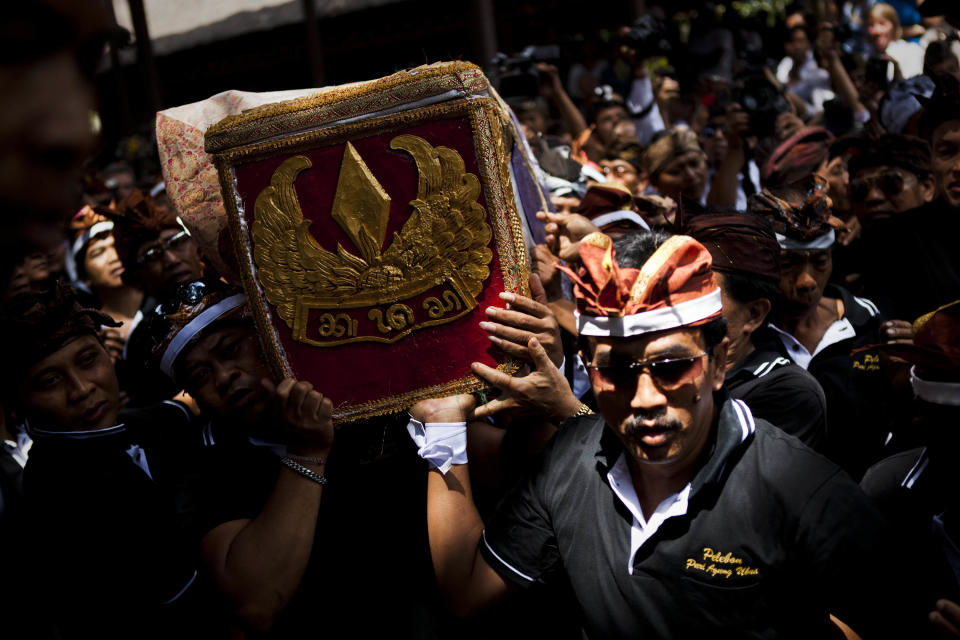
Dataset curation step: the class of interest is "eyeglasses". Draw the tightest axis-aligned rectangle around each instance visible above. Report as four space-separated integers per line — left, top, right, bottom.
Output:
585 352 708 390
602 164 636 176
849 171 906 201
136 230 192 265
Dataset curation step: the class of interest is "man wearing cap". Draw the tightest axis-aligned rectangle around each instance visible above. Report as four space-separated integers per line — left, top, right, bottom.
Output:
860 300 960 637
410 230 904 637
750 177 907 479
682 210 827 450
0 285 213 637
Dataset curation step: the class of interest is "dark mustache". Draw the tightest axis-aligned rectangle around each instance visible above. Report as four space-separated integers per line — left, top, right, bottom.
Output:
623 412 683 434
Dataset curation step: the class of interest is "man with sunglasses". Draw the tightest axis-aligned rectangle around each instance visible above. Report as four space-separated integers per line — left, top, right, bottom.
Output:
843 134 958 322
409 230 904 637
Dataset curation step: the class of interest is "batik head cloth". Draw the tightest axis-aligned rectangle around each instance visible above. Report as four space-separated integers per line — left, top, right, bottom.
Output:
748 175 842 250
559 233 722 337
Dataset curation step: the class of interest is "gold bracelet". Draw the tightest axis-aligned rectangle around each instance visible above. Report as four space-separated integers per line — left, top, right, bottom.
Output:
573 402 594 417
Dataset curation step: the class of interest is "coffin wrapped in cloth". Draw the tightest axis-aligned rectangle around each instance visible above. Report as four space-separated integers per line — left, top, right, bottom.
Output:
194 61 544 423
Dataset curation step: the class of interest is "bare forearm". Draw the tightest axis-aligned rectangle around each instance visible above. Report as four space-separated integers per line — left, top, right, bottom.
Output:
707 147 744 207
208 467 325 628
551 90 587 139
427 465 507 616
828 57 866 114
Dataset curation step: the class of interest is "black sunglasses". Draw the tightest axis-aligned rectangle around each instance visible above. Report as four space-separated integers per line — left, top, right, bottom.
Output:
585 352 708 390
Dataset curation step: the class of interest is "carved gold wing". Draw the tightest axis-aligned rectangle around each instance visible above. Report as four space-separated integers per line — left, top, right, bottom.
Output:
382 134 493 297
253 156 367 327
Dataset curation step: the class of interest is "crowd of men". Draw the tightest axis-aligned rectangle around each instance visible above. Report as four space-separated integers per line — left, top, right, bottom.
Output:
2 0 960 638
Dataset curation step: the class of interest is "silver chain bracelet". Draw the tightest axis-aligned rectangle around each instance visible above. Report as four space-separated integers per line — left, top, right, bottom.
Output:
280 456 328 486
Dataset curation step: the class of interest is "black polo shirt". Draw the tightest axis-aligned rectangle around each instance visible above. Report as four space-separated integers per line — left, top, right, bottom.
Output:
861 444 960 634
763 285 904 480
481 394 906 638
725 346 827 451
23 401 209 638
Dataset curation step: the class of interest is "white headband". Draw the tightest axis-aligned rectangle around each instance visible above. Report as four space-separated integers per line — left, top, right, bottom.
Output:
577 288 723 337
71 220 114 259
159 293 247 377
775 229 835 250
910 366 960 406
590 210 651 231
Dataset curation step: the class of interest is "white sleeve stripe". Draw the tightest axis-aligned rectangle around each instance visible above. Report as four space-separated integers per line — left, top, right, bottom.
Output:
853 296 879 316
481 530 537 583
161 569 198 605
730 399 756 441
161 400 192 421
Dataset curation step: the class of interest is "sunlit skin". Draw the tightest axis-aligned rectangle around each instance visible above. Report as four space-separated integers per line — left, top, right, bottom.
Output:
784 28 811 69
867 15 895 54
816 155 851 212
136 228 205 299
20 334 120 432
851 165 934 228
177 324 273 429
549 194 581 214
600 159 641 194
84 233 125 289
778 249 832 314
717 272 771 371
582 327 727 471
653 151 708 202
595 104 629 146
931 120 960 210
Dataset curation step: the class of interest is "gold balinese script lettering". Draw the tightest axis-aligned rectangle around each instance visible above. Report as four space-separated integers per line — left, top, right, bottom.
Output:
369 304 415 334
317 313 356 338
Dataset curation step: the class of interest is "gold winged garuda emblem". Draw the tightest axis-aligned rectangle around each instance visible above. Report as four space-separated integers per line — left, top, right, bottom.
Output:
252 134 494 347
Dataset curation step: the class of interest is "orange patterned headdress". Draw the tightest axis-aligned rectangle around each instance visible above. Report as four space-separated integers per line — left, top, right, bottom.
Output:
559 233 722 337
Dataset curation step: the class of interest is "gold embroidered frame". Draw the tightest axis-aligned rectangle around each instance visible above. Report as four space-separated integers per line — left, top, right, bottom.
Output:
211 92 530 424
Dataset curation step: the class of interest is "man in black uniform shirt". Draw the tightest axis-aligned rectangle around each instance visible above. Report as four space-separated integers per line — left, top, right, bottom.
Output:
749 177 910 479
0 285 210 638
683 210 827 450
410 230 906 638
861 300 960 637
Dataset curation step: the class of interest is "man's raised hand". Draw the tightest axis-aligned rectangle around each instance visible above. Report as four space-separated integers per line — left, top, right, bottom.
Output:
263 378 334 455
471 336 581 422
480 274 563 368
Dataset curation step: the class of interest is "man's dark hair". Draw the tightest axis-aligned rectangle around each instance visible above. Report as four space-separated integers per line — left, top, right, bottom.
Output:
717 270 781 311
604 137 644 172
612 230 728 353
0 284 118 404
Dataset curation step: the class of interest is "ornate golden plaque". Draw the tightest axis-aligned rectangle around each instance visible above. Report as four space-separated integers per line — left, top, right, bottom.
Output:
206 62 537 423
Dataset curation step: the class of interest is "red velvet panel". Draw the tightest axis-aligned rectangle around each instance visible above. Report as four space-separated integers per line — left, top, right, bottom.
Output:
233 116 505 408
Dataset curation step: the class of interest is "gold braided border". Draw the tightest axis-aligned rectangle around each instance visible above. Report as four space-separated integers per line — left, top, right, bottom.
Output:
206 61 487 153
214 96 529 424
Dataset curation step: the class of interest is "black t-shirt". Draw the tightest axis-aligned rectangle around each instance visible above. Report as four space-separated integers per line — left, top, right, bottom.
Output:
481 395 908 638
190 413 442 637
725 346 827 451
22 401 211 638
839 201 960 321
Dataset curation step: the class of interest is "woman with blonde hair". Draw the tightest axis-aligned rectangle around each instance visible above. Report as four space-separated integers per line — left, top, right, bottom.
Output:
867 2 924 78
